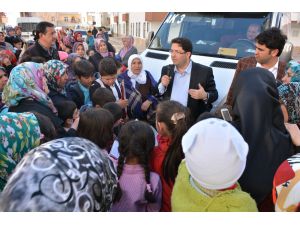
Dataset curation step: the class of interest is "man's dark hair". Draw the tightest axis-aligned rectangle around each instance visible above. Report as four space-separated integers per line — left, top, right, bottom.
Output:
99 57 117 76
33 21 54 41
92 87 116 107
73 59 94 78
255 27 287 56
171 37 193 54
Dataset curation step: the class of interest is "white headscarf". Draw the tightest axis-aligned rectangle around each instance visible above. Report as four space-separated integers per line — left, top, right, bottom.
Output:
127 54 147 87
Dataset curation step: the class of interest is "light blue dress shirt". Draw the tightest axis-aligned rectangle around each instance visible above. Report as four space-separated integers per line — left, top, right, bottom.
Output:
170 61 192 107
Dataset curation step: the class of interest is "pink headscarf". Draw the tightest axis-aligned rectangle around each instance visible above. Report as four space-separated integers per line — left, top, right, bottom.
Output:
94 38 113 58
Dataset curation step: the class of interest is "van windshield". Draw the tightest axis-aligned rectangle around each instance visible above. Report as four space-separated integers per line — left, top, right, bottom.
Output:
149 12 271 59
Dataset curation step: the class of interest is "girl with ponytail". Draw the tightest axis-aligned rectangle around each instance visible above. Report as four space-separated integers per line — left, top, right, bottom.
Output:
111 120 162 212
151 100 191 211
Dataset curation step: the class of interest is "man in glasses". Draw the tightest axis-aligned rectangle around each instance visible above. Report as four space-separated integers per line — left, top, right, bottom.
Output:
157 37 218 122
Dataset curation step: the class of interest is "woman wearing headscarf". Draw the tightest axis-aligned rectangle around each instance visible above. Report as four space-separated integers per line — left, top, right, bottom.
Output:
89 38 114 73
65 53 81 86
73 32 89 53
278 83 300 126
0 31 14 52
0 49 17 75
95 32 115 53
72 42 88 59
43 60 69 106
2 62 63 129
0 137 117 212
281 60 300 84
0 112 41 191
118 54 159 123
115 35 138 67
231 67 294 209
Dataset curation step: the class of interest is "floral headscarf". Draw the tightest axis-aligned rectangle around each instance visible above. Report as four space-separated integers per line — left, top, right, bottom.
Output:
0 112 40 191
2 62 57 113
287 60 300 82
0 137 117 211
278 82 300 125
43 59 68 93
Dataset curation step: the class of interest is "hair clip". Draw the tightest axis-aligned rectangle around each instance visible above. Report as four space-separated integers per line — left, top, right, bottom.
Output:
171 112 185 124
146 183 153 193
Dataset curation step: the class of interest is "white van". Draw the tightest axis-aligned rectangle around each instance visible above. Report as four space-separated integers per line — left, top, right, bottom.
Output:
140 12 293 110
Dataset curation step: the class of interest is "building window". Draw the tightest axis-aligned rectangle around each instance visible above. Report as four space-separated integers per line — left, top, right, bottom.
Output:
64 17 68 22
143 22 148 38
136 22 141 37
71 17 75 23
51 17 55 22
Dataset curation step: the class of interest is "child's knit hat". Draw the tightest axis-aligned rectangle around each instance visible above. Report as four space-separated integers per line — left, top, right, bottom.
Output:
182 118 249 190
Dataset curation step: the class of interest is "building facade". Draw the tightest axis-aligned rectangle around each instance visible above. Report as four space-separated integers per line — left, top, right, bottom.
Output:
109 12 167 49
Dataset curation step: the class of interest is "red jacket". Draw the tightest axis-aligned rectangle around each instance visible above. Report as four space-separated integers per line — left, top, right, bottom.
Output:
150 135 173 212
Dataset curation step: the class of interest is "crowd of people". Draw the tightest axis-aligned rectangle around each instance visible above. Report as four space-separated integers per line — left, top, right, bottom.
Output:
1 21 300 212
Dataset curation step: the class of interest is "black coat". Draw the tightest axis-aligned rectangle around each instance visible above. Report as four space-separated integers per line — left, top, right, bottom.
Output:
66 82 93 109
159 61 218 122
8 98 63 129
231 67 294 204
21 41 59 62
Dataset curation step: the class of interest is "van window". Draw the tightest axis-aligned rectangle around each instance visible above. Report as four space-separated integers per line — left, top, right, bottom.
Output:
149 12 271 59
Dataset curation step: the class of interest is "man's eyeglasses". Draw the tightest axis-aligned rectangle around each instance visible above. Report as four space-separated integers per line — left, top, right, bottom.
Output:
169 49 186 55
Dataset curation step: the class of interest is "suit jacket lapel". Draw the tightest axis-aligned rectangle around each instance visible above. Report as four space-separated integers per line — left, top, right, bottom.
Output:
167 65 176 95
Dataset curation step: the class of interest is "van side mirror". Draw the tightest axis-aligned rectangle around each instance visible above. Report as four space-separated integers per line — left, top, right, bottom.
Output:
146 31 154 47
279 41 293 63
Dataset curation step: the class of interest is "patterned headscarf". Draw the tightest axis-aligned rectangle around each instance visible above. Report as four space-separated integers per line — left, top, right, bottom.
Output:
1 62 57 114
278 82 300 125
0 112 40 191
0 137 117 211
43 59 68 93
287 60 300 82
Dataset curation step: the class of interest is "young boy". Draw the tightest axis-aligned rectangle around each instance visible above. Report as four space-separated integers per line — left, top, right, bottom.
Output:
66 59 94 109
90 57 128 109
91 87 116 108
12 37 23 60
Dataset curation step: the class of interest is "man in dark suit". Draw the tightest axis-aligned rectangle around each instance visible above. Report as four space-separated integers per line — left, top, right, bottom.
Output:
158 37 218 122
226 27 287 107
